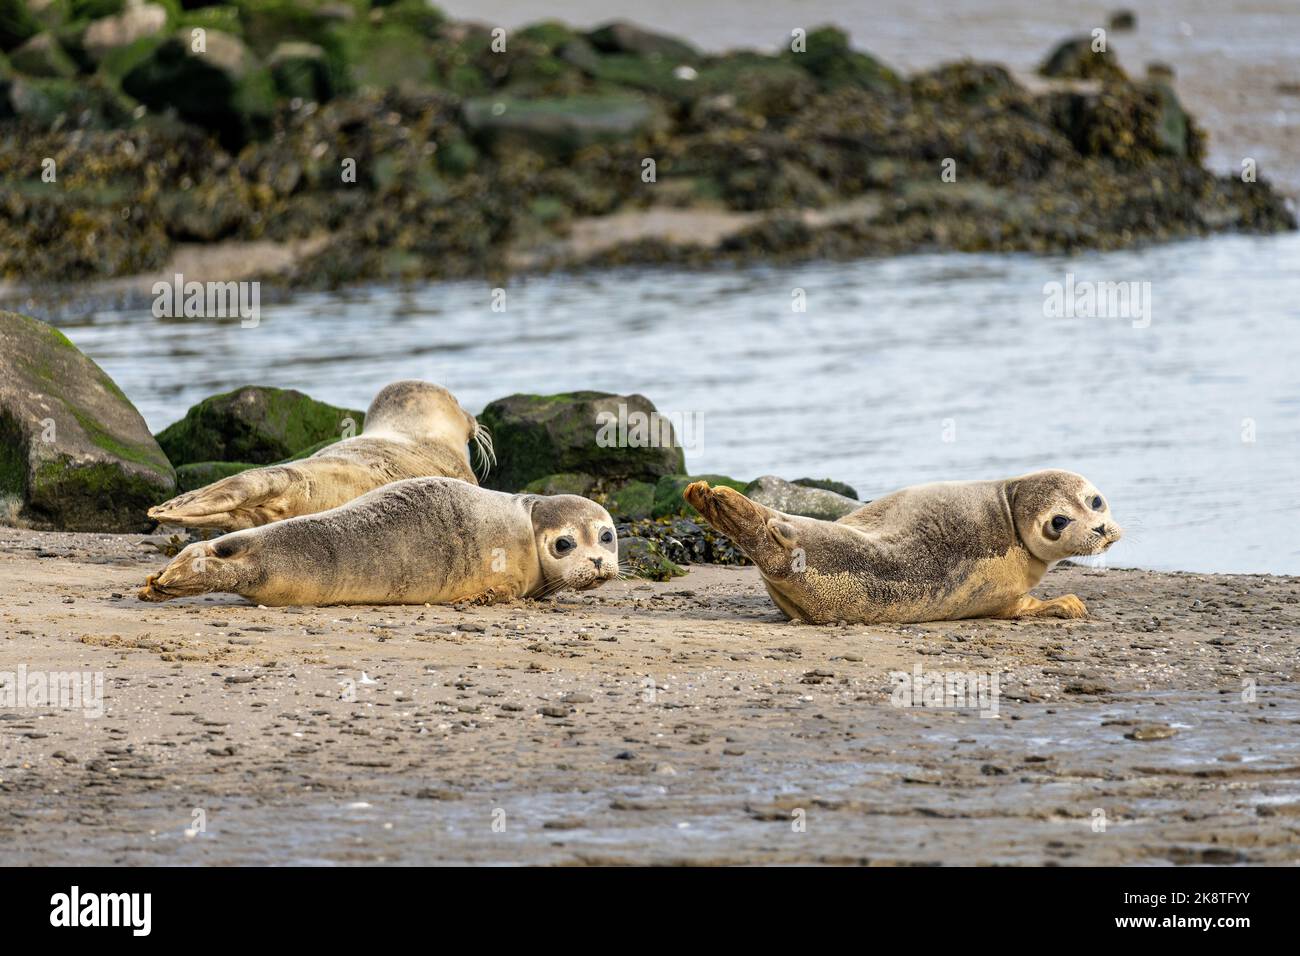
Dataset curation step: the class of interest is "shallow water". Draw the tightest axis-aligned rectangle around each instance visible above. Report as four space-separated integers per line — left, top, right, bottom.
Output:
46 233 1300 574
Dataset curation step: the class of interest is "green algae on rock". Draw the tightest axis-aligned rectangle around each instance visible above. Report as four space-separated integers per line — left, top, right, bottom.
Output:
0 309 174 531
154 385 364 467
478 391 685 493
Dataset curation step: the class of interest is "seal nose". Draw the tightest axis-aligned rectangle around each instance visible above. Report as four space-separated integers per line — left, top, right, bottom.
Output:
590 557 603 570
1093 524 1107 536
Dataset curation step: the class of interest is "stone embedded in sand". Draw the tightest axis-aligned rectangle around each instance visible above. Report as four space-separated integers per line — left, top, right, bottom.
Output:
154 386 364 468
0 310 175 532
745 475 860 520
479 391 686 493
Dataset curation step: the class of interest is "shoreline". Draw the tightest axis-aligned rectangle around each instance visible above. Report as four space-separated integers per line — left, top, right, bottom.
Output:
2 527 1297 865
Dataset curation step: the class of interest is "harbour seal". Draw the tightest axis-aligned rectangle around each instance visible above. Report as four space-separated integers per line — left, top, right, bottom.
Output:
148 380 493 531
684 469 1121 624
138 477 619 606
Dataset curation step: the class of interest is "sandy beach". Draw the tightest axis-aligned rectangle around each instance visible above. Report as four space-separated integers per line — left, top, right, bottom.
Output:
1 527 1296 865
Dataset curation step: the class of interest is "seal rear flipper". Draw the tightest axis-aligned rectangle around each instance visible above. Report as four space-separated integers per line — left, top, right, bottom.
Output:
147 466 306 531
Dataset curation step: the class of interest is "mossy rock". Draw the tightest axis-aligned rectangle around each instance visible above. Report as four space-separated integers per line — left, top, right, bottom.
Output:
478 391 685 493
0 310 175 532
8 30 76 76
334 22 432 93
121 27 275 148
461 93 659 158
377 0 445 39
618 535 685 581
604 478 654 520
0 0 42 53
784 25 898 93
1039 35 1127 83
586 20 697 62
652 473 747 519
154 385 364 466
268 38 333 101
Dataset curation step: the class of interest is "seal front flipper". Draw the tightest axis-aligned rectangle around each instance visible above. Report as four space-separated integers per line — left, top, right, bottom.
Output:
148 466 306 531
990 593 1088 620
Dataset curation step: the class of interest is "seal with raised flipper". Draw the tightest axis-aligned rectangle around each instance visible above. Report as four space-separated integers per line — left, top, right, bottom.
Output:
684 469 1121 624
138 477 618 606
147 380 493 531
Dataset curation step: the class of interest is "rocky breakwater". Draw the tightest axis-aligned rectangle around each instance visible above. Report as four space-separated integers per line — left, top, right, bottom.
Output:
0 6 1292 288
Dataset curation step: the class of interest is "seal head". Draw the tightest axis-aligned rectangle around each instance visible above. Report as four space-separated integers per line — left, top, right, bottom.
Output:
1007 469 1123 563
530 494 620 594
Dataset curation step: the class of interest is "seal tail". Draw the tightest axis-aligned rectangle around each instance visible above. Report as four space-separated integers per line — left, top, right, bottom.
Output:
148 466 304 532
138 538 244 602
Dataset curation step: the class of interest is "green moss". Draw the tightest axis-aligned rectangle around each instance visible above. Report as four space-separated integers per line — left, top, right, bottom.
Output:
155 385 363 466
30 455 168 531
604 478 653 520
0 408 27 497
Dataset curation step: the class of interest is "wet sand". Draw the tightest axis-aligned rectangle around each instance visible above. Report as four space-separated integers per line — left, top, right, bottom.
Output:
1 528 1297 865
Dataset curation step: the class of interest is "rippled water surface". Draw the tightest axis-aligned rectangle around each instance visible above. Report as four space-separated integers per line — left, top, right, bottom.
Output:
48 233 1300 574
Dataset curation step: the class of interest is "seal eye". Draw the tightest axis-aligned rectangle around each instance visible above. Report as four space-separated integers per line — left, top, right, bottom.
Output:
553 536 576 555
599 529 614 545
1090 495 1104 510
1051 516 1071 533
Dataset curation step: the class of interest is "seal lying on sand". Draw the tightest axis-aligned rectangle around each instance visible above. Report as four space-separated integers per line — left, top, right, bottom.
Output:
148 380 492 531
684 469 1121 624
139 477 618 606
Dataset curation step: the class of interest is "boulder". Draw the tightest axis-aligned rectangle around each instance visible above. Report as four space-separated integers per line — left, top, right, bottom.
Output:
154 386 364 467
8 30 75 76
122 28 276 148
0 310 175 532
478 391 685 492
1108 10 1136 31
586 21 697 61
652 473 747 519
784 26 898 93
82 1 168 64
793 476 858 500
1039 35 1127 82
462 94 659 158
745 475 859 520
267 39 333 101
